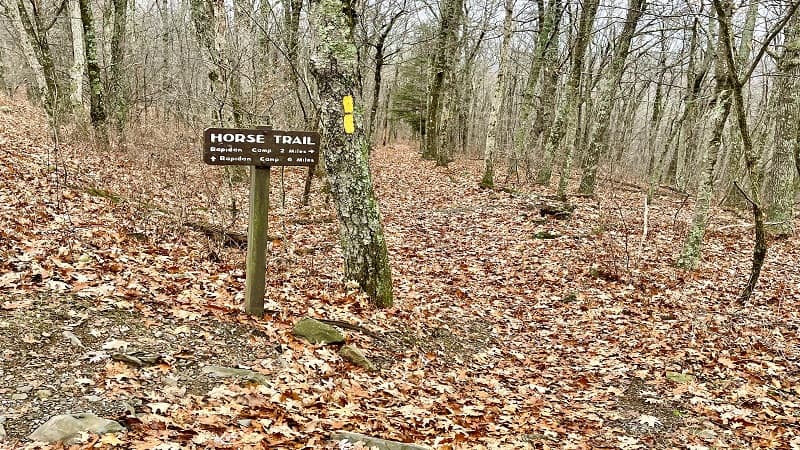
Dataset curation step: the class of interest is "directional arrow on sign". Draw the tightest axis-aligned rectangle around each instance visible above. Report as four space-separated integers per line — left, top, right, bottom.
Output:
203 127 320 167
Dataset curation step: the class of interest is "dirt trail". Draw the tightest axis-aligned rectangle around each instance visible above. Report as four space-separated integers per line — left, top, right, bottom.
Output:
1 97 799 449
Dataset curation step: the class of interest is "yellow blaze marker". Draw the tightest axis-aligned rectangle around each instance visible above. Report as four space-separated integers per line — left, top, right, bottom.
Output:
343 114 355 134
342 95 354 113
343 96 355 133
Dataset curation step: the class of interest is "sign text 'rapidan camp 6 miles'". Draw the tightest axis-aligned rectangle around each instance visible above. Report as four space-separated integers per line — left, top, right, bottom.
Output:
203 128 320 167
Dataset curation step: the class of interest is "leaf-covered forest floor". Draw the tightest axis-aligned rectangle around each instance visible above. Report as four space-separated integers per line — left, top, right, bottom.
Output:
1 97 799 449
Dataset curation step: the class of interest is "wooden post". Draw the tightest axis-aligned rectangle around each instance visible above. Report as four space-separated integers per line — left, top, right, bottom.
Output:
202 124 320 315
301 167 313 206
245 165 270 316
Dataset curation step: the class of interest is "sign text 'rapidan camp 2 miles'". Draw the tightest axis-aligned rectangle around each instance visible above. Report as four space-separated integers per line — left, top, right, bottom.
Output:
202 128 320 167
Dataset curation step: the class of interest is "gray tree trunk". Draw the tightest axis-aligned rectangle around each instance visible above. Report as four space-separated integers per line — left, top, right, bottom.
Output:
765 13 799 236
110 0 128 130
578 0 646 195
4 0 57 118
677 6 732 270
68 0 86 115
423 0 465 161
510 0 559 179
528 3 561 182
308 0 393 308
480 0 514 189
78 0 107 128
547 0 599 198
190 0 230 125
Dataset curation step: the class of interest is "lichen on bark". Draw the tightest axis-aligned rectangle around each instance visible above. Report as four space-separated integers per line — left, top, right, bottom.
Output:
309 0 393 307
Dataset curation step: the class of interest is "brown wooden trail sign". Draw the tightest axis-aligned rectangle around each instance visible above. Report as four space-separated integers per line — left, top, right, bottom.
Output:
202 126 320 316
203 128 320 167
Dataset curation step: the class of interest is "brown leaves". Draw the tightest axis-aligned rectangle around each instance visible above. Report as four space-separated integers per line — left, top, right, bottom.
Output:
1 97 800 448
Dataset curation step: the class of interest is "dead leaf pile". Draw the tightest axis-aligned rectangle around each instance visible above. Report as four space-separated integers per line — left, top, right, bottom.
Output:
1 97 799 449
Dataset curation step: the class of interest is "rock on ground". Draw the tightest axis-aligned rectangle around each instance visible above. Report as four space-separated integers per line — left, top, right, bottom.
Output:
340 345 375 371
28 413 123 444
293 318 345 344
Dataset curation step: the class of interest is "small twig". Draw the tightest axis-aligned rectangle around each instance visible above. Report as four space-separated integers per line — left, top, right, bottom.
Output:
716 222 753 231
733 181 757 208
636 195 649 265
672 193 690 227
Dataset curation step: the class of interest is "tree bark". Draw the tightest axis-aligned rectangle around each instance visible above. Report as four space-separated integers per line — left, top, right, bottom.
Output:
765 13 799 236
110 0 128 130
422 0 465 161
157 0 171 103
190 0 229 125
548 0 599 198
309 0 394 308
677 4 732 270
480 0 514 189
68 0 86 115
578 0 646 195
510 0 559 179
4 0 56 118
528 4 561 182
78 0 107 127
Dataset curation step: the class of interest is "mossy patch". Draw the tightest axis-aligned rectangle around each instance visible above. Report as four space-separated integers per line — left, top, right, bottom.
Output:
84 187 122 203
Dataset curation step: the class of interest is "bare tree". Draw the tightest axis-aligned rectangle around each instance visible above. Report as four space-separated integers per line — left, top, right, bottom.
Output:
78 0 107 130
423 0 465 163
578 0 647 195
480 0 513 189
765 11 800 236
712 0 800 300
309 0 394 307
536 0 598 198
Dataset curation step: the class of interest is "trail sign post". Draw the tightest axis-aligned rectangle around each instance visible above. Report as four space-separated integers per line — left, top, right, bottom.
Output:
204 128 320 167
203 127 320 316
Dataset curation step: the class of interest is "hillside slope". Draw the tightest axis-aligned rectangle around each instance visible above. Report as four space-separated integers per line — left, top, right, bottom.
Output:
1 97 799 449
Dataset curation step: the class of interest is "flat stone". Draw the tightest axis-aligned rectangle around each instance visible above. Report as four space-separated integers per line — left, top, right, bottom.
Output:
340 345 375 371
29 413 124 444
11 393 28 400
293 318 345 344
696 428 717 440
201 365 268 385
62 331 84 348
36 389 53 400
331 431 430 450
665 371 695 384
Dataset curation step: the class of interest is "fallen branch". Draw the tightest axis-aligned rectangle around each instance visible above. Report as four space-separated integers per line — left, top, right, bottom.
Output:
316 318 383 340
527 196 575 219
185 221 248 248
658 184 689 196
